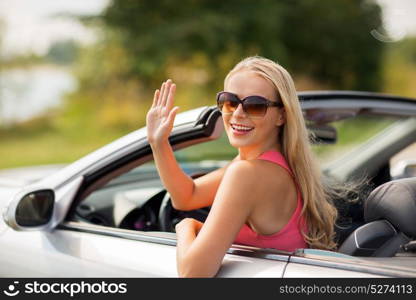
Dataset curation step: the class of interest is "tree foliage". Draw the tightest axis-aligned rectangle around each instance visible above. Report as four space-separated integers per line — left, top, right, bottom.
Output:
101 0 384 90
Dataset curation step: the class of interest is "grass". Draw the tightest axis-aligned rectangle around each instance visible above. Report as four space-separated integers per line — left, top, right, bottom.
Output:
0 116 130 169
0 131 125 169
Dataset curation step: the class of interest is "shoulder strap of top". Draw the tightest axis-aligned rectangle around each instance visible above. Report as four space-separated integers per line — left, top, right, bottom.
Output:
257 150 293 176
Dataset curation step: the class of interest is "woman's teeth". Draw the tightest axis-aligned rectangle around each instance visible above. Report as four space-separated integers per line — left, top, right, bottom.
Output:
231 124 254 132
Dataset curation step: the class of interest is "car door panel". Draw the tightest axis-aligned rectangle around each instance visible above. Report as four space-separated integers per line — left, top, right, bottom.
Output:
0 225 288 277
283 263 384 278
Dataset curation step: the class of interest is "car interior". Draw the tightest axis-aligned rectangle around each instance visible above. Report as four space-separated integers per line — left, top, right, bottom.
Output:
338 177 416 257
67 110 416 260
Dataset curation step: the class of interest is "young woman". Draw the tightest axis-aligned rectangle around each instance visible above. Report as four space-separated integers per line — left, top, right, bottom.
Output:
146 56 337 277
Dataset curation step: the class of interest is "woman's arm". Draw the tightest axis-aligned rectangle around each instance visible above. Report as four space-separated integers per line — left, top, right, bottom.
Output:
147 79 238 211
175 218 203 270
175 160 262 277
150 139 238 211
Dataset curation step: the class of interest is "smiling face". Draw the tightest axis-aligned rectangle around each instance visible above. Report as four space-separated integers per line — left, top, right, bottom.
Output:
223 70 285 157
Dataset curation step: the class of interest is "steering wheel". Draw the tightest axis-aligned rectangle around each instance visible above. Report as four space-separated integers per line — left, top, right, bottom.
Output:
158 191 210 232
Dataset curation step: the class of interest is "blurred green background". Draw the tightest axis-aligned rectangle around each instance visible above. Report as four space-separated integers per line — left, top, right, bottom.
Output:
0 0 415 169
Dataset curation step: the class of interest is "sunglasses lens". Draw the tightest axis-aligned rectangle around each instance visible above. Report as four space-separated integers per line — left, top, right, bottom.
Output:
244 97 268 117
217 93 239 114
217 93 272 117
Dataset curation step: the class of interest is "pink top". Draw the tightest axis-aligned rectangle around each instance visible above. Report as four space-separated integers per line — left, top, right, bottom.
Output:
233 150 308 252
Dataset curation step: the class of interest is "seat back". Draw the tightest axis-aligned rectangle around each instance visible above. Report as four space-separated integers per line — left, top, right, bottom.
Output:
338 178 416 256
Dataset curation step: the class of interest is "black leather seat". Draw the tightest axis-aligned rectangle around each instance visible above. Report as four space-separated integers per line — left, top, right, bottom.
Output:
338 177 416 257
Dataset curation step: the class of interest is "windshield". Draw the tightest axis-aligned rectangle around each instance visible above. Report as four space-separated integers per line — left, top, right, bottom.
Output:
313 115 397 166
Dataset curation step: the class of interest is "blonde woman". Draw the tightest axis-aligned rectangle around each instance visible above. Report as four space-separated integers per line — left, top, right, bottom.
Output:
146 56 337 277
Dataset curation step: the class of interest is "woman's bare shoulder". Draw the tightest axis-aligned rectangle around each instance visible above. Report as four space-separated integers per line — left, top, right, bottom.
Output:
224 159 260 175
227 158 291 177
223 158 291 188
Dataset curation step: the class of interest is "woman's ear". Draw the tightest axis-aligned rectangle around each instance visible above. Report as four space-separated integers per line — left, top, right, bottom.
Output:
276 108 286 126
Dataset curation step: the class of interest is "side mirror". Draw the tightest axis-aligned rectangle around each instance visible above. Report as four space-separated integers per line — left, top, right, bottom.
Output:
4 189 55 230
308 124 337 144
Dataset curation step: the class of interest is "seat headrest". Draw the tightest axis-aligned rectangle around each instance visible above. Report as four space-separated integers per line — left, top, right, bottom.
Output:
365 178 416 237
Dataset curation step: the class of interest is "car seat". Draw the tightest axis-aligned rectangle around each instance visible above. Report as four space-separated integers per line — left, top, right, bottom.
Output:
338 177 416 257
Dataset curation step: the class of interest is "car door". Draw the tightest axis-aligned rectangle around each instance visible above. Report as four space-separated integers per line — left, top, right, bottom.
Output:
282 249 416 277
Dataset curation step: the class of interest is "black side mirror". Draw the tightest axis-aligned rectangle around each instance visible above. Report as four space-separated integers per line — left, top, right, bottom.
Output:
15 190 54 227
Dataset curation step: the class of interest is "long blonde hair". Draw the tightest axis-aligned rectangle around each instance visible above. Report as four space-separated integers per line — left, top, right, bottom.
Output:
225 56 338 250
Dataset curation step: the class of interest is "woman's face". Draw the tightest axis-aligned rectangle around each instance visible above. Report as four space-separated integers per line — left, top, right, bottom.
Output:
223 71 285 151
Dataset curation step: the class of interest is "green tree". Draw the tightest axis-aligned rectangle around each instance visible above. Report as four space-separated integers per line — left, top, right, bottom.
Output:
280 0 384 90
101 0 384 90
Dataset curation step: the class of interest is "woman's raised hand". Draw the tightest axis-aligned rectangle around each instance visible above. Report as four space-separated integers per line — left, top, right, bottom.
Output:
146 79 179 146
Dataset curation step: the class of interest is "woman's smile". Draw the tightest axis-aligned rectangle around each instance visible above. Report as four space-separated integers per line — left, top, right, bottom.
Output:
230 122 255 136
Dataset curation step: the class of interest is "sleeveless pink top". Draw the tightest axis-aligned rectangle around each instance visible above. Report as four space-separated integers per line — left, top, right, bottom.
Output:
233 150 308 252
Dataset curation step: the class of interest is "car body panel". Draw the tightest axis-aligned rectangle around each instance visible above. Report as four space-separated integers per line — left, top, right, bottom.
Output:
283 263 385 278
0 223 288 277
288 250 416 277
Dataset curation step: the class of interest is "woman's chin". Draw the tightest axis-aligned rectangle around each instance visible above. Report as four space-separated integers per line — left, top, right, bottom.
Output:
226 130 255 148
228 137 252 149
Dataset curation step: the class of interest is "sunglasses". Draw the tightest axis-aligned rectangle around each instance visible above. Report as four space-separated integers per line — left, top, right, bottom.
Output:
216 91 283 118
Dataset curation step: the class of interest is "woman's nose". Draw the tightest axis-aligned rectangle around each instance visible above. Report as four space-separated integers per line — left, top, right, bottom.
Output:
233 104 248 118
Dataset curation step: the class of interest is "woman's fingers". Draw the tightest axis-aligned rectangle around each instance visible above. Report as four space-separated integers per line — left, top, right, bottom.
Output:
165 106 179 127
159 81 167 108
166 83 176 111
161 79 171 108
158 82 166 108
154 79 175 116
152 89 160 108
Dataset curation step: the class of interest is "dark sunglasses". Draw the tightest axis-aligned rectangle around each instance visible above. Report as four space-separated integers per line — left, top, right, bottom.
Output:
216 91 283 118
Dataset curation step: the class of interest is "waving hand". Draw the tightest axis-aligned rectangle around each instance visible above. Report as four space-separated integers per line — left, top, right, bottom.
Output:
146 79 179 145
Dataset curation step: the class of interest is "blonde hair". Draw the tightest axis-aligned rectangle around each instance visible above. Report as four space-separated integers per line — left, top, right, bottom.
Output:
225 56 338 250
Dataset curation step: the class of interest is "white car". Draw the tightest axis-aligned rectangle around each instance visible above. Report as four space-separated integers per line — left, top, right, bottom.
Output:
1 91 416 277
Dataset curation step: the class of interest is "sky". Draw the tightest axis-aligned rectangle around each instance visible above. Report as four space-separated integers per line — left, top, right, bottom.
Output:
0 0 415 57
0 0 110 57
375 0 416 42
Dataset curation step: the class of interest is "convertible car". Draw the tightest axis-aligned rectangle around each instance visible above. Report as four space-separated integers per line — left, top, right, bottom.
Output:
1 91 416 277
